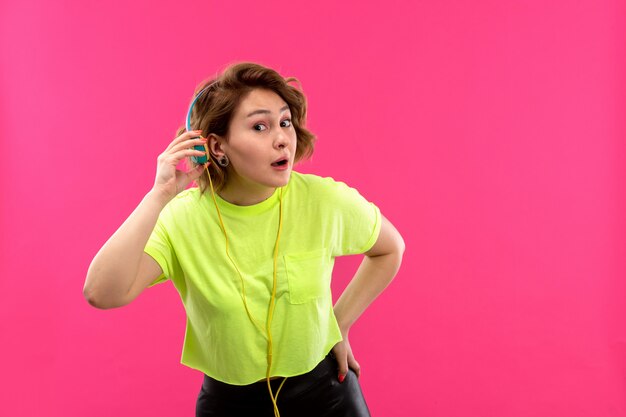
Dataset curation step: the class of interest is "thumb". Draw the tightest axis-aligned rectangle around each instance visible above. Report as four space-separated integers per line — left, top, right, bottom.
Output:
175 164 207 193
188 162 210 181
189 163 208 181
348 355 361 379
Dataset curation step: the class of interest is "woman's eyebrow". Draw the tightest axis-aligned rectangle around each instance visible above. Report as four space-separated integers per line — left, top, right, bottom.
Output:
246 105 290 118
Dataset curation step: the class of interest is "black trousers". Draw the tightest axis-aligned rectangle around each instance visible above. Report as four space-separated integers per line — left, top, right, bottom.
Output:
196 351 371 417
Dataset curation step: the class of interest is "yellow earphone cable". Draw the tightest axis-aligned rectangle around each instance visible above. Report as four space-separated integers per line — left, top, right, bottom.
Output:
266 186 287 416
201 152 288 417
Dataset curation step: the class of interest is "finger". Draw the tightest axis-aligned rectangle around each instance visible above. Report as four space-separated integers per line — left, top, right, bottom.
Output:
165 130 200 152
165 130 204 152
169 137 208 154
167 149 206 164
157 151 206 176
336 351 349 383
331 342 346 363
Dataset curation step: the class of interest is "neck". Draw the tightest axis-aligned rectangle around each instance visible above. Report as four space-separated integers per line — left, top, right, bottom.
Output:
218 178 276 206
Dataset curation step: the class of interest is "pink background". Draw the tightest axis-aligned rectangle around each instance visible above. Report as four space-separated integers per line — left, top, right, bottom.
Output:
1 0 625 416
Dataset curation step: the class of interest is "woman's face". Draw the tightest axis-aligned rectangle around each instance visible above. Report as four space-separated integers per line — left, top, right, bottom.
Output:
213 88 297 197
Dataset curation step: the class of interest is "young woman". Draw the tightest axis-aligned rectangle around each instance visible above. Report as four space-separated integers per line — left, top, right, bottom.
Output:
84 62 405 417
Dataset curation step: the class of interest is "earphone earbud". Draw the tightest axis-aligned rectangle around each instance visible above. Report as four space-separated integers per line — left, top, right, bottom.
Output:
186 87 210 165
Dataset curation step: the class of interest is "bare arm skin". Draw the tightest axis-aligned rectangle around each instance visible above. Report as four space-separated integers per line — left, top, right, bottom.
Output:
83 131 208 309
332 214 406 381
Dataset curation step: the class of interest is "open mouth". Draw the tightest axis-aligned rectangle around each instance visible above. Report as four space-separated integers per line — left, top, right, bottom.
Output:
271 158 288 167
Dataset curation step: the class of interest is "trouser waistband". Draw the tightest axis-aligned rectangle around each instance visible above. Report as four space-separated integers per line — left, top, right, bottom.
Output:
201 351 336 399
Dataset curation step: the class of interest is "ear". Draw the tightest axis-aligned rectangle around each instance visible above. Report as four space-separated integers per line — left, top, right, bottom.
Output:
208 133 226 159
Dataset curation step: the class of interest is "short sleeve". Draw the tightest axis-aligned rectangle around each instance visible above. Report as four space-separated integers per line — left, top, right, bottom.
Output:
143 213 174 287
323 178 382 257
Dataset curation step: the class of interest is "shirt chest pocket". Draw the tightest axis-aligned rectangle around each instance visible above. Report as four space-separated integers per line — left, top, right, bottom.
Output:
283 248 332 304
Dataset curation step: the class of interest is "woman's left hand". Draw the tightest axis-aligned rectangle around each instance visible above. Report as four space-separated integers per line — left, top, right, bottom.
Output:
332 331 361 382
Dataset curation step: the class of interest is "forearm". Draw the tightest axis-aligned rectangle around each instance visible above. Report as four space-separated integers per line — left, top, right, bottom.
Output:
333 251 403 334
84 189 169 307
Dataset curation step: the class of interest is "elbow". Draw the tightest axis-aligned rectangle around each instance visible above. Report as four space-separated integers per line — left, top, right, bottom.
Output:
389 235 406 271
83 286 109 310
82 280 126 310
389 232 405 260
396 233 406 256
391 236 405 275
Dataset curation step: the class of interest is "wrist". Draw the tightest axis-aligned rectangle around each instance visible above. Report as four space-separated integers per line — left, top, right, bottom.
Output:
338 322 351 337
147 188 173 207
334 307 351 336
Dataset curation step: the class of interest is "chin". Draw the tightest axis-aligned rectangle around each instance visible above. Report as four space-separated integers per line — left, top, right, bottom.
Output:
266 171 291 188
271 176 291 188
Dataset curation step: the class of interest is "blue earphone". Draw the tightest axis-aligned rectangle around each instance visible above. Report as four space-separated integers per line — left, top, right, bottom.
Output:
185 85 213 165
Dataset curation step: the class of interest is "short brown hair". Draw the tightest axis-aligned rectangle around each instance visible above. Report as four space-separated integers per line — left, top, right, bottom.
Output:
176 62 316 194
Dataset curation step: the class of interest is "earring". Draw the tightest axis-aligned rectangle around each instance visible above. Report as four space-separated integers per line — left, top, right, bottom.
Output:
217 155 230 167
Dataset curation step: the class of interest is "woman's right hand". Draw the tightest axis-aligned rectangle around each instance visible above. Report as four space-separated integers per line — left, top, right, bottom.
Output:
151 130 209 203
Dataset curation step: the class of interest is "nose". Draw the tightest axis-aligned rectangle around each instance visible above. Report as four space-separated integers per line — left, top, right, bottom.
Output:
274 129 289 149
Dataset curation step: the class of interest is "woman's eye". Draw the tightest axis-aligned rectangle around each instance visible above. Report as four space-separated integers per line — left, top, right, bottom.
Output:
253 124 267 131
281 119 292 127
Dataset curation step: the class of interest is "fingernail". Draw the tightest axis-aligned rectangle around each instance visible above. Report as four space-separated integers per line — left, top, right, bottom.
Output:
338 374 345 383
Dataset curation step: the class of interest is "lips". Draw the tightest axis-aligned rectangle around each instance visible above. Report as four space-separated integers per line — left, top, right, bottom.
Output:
271 156 289 167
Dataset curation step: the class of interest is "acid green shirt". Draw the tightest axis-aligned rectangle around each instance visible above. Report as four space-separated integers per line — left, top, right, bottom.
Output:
144 171 381 385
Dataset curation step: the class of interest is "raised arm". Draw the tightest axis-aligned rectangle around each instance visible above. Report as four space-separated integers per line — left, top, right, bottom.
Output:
83 130 208 309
